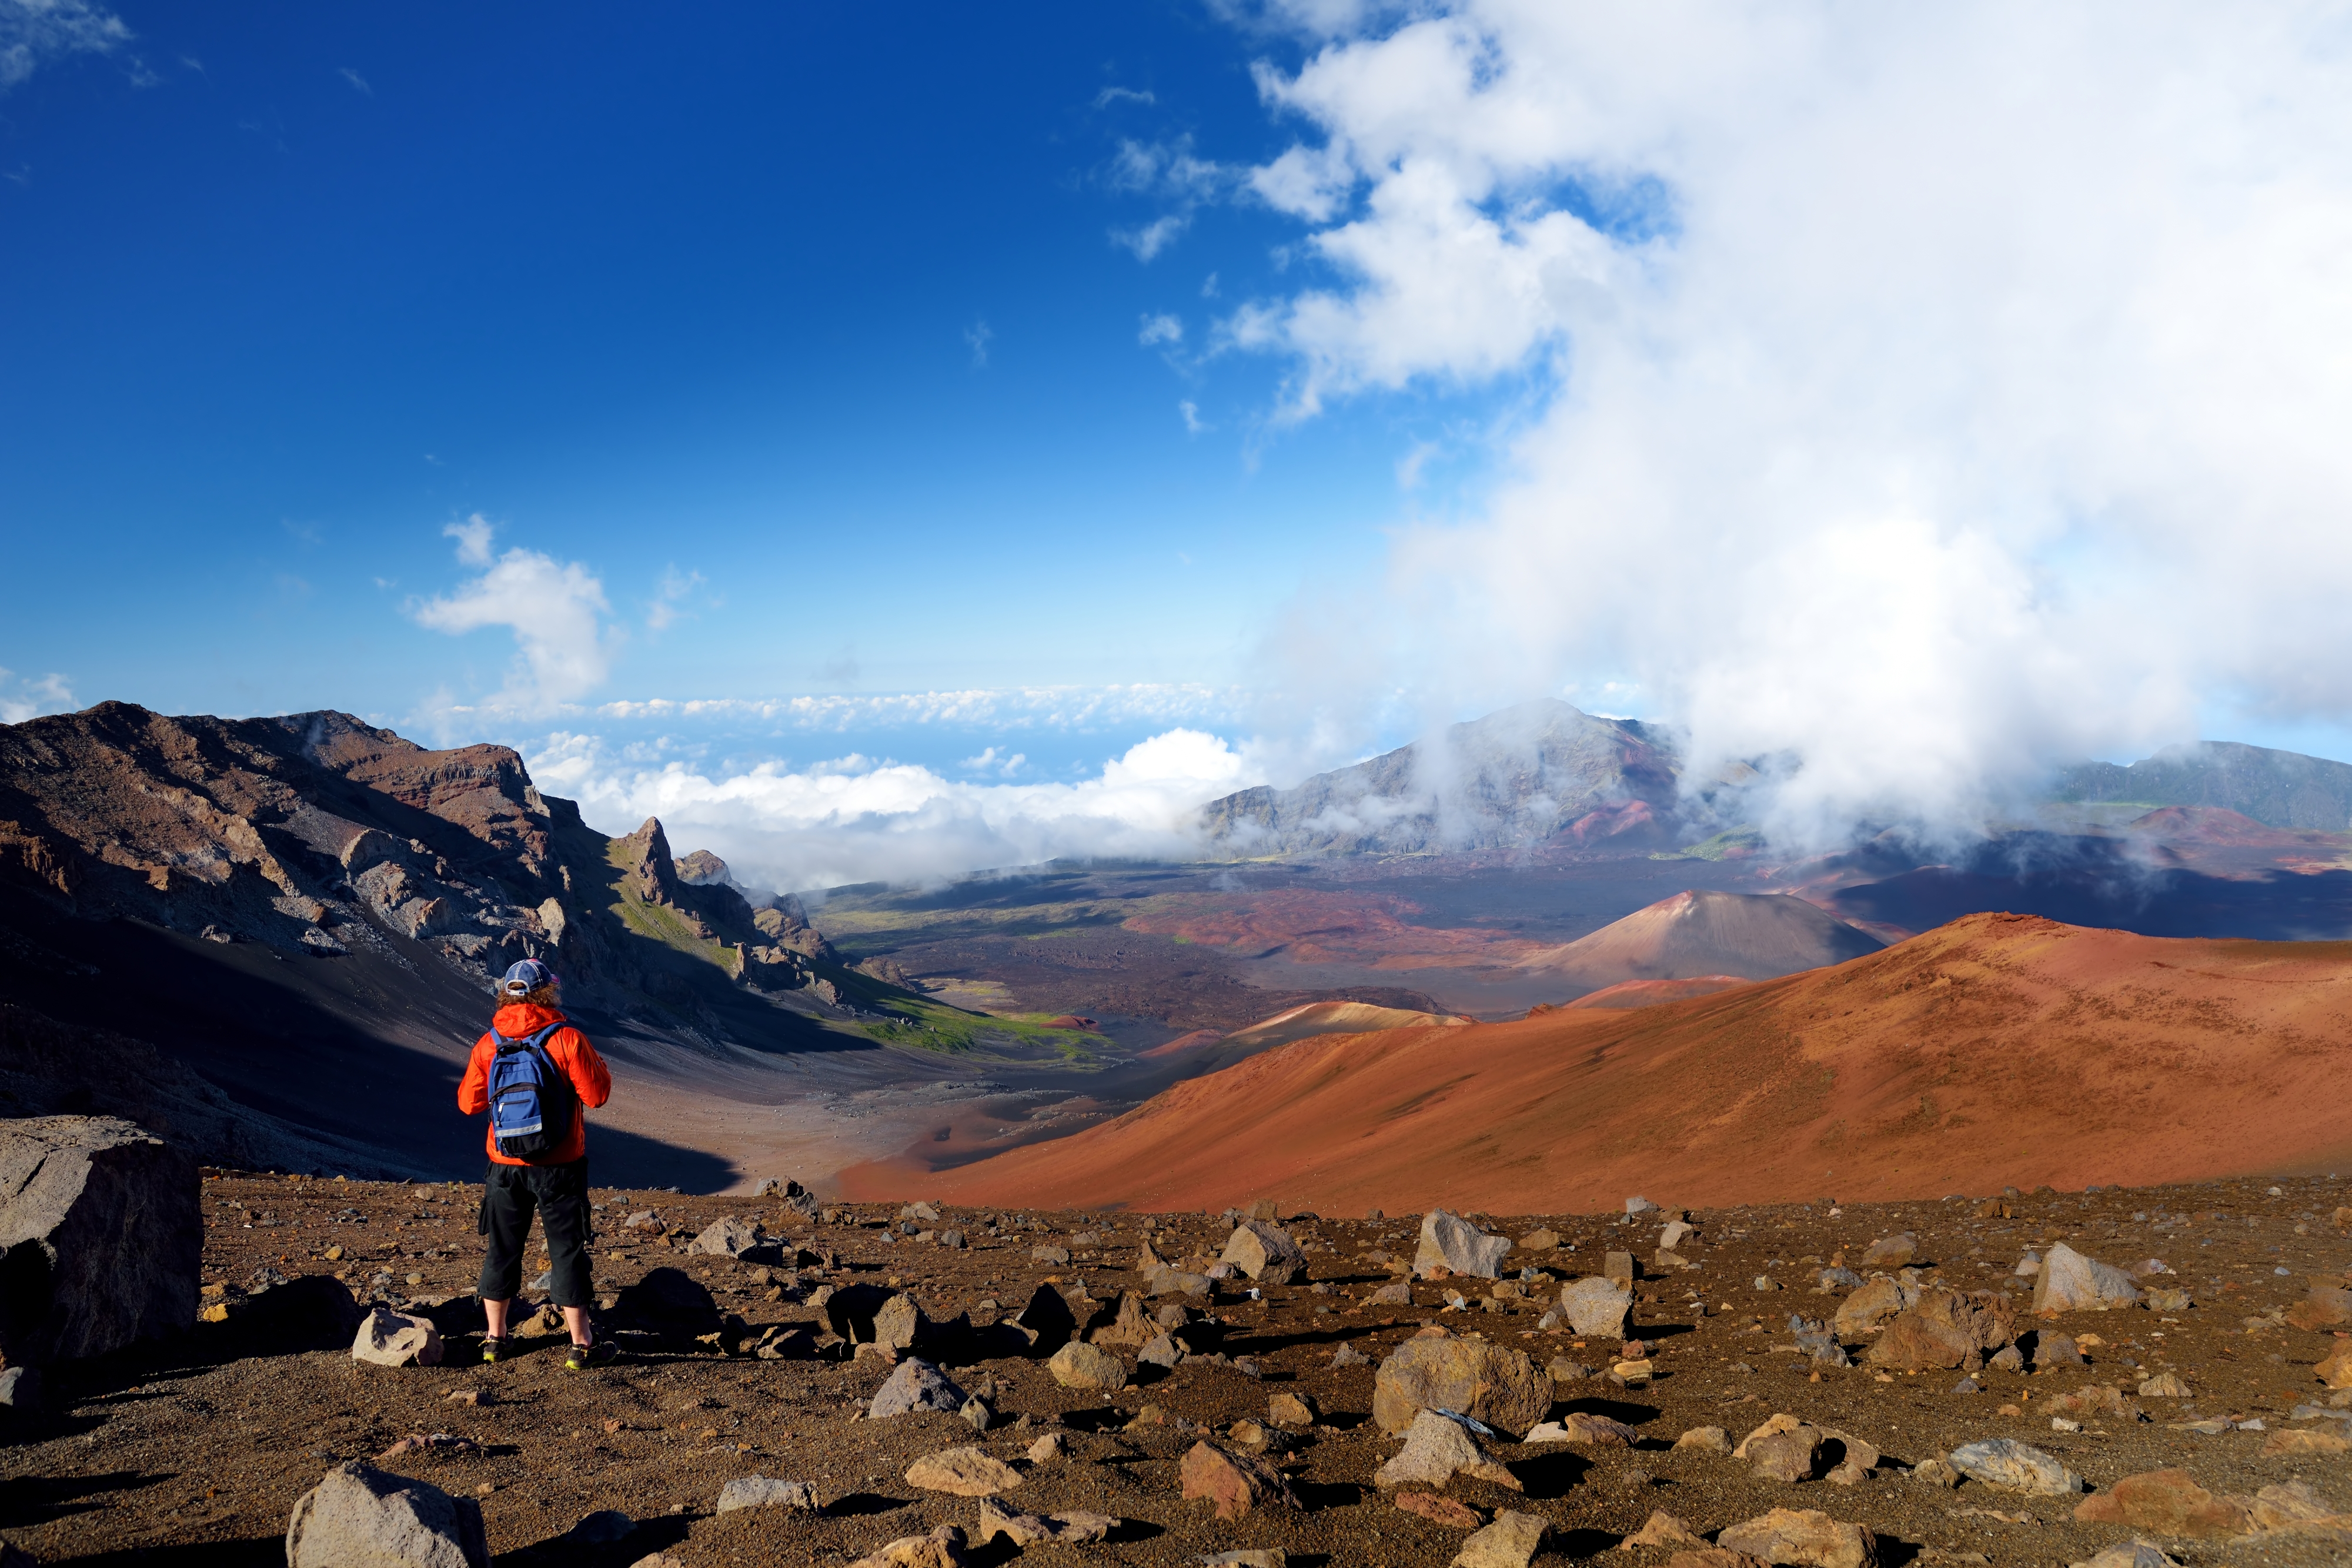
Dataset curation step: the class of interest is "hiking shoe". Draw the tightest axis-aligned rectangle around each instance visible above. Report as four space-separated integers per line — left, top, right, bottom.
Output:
565 1339 617 1370
479 1336 512 1364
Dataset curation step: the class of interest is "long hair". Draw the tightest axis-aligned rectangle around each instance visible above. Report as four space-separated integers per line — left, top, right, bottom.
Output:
503 981 560 1009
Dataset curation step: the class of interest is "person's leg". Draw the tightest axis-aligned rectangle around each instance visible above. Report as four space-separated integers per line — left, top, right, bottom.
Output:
533 1159 595 1342
476 1163 536 1337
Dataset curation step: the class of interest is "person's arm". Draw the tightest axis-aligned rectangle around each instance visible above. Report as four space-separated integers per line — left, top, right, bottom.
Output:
555 1029 613 1110
456 1037 491 1114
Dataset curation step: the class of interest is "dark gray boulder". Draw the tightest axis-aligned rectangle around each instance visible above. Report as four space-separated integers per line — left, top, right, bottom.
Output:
0 1115 199 1365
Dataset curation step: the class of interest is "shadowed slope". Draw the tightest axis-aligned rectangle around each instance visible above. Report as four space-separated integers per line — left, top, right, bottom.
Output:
882 913 2352 1213
1516 888 1884 992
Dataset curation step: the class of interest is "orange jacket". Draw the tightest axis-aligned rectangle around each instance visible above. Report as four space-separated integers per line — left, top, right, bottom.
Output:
456 1002 613 1166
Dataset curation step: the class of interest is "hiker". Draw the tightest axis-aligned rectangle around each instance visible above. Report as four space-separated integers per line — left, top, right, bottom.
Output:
456 957 616 1368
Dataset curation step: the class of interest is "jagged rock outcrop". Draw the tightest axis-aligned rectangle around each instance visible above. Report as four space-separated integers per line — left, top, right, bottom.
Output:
0 1115 200 1365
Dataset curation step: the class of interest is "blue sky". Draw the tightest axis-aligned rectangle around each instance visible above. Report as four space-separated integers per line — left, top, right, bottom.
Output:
9 3 2352 889
0 2 1502 753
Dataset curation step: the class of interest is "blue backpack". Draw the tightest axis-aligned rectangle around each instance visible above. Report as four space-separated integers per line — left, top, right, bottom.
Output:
486 1021 575 1161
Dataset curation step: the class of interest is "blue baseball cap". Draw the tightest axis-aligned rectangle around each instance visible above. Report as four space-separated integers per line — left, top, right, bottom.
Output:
497 958 558 998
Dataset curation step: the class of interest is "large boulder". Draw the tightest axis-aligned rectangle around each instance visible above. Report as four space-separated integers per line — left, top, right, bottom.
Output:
1220 1220 1307 1285
1557 1275 1632 1337
1866 1288 2016 1371
868 1356 967 1418
212 1275 365 1353
0 1115 199 1365
2032 1243 2141 1313
1375 1408 1522 1489
1373 1330 1551 1436
1832 1275 1920 1336
352 1307 443 1368
285 1462 490 1567
1416 1210 1512 1279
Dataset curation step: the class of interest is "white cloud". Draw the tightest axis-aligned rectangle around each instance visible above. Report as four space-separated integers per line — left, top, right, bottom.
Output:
1095 85 1155 108
1179 400 1210 435
412 527 614 717
338 66 370 95
0 0 129 92
587 683 1242 733
964 320 993 367
1112 215 1190 262
1224 2 2352 845
0 668 74 724
527 727 1263 892
444 514 495 566
1138 312 1184 346
646 566 703 632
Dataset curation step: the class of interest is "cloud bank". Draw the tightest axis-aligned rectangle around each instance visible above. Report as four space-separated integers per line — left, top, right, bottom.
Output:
1226 1 2352 845
528 727 1262 892
412 517 617 720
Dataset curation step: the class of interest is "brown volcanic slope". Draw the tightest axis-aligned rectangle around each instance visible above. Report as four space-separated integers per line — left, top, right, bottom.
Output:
1516 886 1884 993
888 912 2352 1213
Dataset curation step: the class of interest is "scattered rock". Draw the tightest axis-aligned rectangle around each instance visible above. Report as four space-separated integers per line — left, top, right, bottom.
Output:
1372 1330 1551 1437
1860 1235 1916 1268
1947 1438 2083 1495
975 1496 1115 1546
1832 1276 1920 1336
1518 1229 1559 1252
1088 1290 1155 1348
1454 1509 1548 1568
1675 1426 1733 1455
1048 1339 1130 1392
2316 1341 2352 1389
352 1308 443 1368
1031 1245 1071 1266
1416 1209 1512 1279
2039 1384 2141 1423
905 1446 1023 1497
687 1217 763 1257
1025 1432 1064 1463
716 1476 819 1513
868 1357 968 1418
2032 1243 2141 1313
1180 1440 1300 1520
2034 1332 2085 1368
1623 1510 1710 1549
1139 1332 1185 1369
2286 1286 2352 1331
1398 1489 1486 1529
2074 1469 2251 1537
2068 1544 2183 1568
1007 1282 1077 1354
1626 1196 1662 1215
1371 1279 1414 1305
1221 1221 1308 1285
1661 1219 1698 1252
847 1523 969 1568
1522 1411 1639 1447
1866 1288 2016 1371
1376 1409 1522 1490
612 1267 723 1339
1716 1506 1879 1568
2137 1371 2191 1398
284 1461 490 1568
2263 1427 2352 1455
0 1115 201 1366
1268 1391 1318 1426
1559 1275 1634 1338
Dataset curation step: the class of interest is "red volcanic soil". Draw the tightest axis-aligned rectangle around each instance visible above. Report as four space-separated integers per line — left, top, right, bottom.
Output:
884 912 2352 1214
1138 1028 1224 1059
1558 974 1752 1009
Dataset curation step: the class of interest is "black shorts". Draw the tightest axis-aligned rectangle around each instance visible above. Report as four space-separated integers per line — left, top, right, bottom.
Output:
476 1158 593 1309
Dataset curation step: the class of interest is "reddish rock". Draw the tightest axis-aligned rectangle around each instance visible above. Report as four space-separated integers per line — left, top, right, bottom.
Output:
1179 1441 1299 1521
1866 1288 2016 1371
1372 1331 1550 1436
1396 1490 1487 1529
2073 1469 2253 1538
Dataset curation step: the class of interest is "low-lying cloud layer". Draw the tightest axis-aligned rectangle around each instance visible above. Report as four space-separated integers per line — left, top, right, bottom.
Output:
527 727 1262 893
1228 1 2352 845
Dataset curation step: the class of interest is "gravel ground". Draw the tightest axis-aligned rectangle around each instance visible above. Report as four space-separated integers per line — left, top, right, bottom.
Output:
6 1169 2352 1566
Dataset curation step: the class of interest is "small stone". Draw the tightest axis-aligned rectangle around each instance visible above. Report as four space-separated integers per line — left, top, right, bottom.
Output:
1524 1411 1638 1447
1025 1432 1064 1463
2069 1544 2183 1568
1452 1508 1547 1568
1396 1489 1487 1529
1377 1409 1522 1490
905 1446 1023 1497
1518 1229 1560 1252
1180 1440 1300 1520
1626 1196 1661 1215
2034 1332 2084 1368
2316 1340 2352 1388
1910 1457 1960 1487
2263 1426 2352 1455
1048 1339 1129 1392
1138 1332 1184 1368
1947 1437 2083 1495
1605 1251 1637 1285
1268 1391 1317 1426
1674 1426 1732 1455
1221 1220 1308 1285
1031 1245 1071 1265
1332 1340 1368 1366
716 1476 820 1513
846 1523 969 1568
1746 1426 1825 1484
350 1307 442 1368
